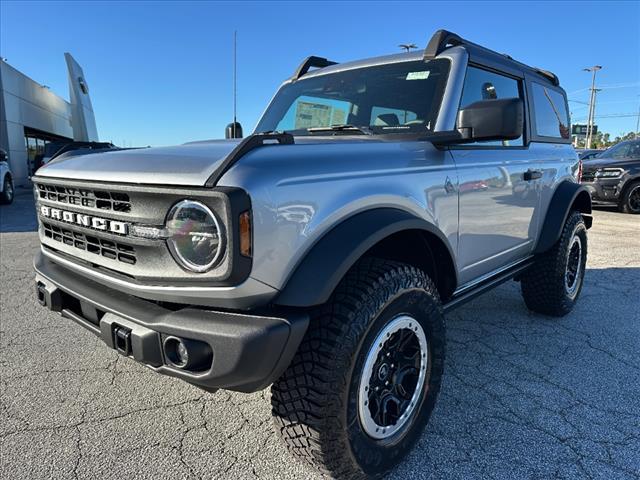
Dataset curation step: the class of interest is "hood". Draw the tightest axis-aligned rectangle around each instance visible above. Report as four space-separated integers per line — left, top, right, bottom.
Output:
36 140 241 186
582 156 639 170
35 136 388 186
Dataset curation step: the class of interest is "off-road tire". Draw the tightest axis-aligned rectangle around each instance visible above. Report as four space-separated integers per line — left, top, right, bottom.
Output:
0 175 13 205
618 180 640 214
521 210 587 316
271 258 445 479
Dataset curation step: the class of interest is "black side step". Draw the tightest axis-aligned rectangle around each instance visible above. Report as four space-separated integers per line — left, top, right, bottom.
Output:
206 132 294 187
443 258 534 313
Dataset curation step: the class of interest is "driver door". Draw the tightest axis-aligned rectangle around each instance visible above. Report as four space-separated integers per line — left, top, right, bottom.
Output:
450 66 540 284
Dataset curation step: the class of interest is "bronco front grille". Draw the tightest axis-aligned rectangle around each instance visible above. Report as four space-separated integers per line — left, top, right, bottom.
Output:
42 221 137 265
34 176 239 283
37 183 132 213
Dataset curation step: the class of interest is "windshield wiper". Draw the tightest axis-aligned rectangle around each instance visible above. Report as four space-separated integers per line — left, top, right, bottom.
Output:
306 124 373 135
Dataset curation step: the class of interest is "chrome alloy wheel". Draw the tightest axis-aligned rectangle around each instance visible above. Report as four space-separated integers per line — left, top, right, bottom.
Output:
358 315 429 440
565 234 583 298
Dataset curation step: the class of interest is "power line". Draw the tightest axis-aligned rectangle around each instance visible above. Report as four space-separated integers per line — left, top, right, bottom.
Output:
568 82 640 95
573 113 639 121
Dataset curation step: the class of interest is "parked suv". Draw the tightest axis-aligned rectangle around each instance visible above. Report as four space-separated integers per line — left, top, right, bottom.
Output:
581 139 640 213
33 30 591 478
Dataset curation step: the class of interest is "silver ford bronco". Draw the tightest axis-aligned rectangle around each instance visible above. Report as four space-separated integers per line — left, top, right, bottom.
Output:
33 30 591 478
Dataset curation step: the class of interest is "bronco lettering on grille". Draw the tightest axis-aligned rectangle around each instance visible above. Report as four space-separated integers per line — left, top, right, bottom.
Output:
40 205 129 235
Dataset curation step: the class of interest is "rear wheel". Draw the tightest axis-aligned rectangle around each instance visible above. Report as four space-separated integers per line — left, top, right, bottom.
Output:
521 210 587 316
271 258 445 478
618 181 640 214
0 175 14 205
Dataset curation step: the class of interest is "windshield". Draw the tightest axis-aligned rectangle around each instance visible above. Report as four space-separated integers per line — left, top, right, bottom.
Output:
598 141 640 160
256 58 450 136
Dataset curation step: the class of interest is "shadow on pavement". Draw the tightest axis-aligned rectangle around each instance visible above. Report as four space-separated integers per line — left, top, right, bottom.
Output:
0 188 37 233
390 265 640 478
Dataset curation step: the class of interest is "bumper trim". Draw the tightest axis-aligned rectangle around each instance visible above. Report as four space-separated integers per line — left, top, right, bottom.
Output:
35 254 308 393
39 247 278 310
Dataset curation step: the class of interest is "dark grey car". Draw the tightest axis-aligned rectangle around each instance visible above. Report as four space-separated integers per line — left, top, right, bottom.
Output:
581 139 640 213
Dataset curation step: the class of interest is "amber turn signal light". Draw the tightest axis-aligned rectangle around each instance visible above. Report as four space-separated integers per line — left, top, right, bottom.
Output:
239 211 252 257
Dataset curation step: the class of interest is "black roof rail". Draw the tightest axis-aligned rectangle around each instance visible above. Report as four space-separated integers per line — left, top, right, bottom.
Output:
424 29 560 86
423 29 466 60
533 68 560 86
291 56 337 81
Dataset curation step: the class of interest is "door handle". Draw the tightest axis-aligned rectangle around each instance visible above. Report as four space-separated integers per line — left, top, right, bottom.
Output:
524 169 543 181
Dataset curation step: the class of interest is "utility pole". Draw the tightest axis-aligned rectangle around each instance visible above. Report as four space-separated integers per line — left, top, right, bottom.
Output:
636 96 640 139
588 88 601 146
583 65 602 148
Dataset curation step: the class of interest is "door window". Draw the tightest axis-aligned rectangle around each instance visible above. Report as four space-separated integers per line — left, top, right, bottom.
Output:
531 83 570 139
458 66 524 146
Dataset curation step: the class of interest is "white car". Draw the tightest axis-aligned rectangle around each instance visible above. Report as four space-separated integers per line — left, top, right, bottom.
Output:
0 149 15 205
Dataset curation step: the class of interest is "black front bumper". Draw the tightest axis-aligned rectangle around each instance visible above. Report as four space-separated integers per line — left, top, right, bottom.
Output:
582 179 623 204
34 252 308 393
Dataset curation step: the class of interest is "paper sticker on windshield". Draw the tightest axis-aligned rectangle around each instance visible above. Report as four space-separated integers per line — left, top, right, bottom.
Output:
406 71 430 80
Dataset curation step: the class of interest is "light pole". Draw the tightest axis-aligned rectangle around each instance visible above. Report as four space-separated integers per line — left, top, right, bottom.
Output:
636 96 640 139
583 65 602 148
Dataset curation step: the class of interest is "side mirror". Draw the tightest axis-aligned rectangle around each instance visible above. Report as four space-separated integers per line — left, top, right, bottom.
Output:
457 97 523 142
225 122 243 139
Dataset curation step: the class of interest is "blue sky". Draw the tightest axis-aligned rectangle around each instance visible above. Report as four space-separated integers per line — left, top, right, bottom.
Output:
1 0 639 146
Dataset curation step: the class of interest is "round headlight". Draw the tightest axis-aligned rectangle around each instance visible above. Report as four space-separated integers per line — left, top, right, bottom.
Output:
166 200 224 272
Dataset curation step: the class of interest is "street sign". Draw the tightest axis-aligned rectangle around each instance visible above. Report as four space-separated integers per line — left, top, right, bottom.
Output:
572 124 598 136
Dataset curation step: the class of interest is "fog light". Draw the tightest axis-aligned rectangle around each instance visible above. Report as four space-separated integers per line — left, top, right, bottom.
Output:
163 336 213 371
164 337 188 368
176 341 189 364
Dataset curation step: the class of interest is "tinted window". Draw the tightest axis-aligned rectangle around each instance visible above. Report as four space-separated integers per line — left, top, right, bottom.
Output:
458 66 524 146
601 141 640 159
531 83 570 139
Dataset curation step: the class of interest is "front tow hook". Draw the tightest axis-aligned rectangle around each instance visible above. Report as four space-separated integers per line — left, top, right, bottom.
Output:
113 326 132 356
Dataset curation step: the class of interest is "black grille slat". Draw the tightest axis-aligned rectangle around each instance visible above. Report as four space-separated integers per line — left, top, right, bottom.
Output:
37 183 131 213
42 222 137 265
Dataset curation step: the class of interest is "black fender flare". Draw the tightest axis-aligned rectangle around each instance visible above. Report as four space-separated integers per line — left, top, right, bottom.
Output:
274 208 456 307
534 181 592 254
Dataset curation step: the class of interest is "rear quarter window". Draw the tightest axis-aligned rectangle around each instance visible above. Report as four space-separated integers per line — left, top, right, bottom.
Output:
531 83 570 140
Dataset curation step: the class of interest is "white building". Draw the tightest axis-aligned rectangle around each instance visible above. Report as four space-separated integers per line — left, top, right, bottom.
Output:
0 54 98 186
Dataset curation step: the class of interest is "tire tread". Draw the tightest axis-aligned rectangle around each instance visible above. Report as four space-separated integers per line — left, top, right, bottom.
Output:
271 258 442 478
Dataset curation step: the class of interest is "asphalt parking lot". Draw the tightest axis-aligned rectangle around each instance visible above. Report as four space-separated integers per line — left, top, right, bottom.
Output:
1 189 639 480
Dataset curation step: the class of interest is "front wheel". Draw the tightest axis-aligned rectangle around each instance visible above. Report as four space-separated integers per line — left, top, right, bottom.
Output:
618 181 640 214
271 258 445 478
0 176 14 205
521 210 587 316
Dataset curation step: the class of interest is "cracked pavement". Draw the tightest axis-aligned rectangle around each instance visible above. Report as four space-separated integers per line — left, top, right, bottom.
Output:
1 191 639 479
